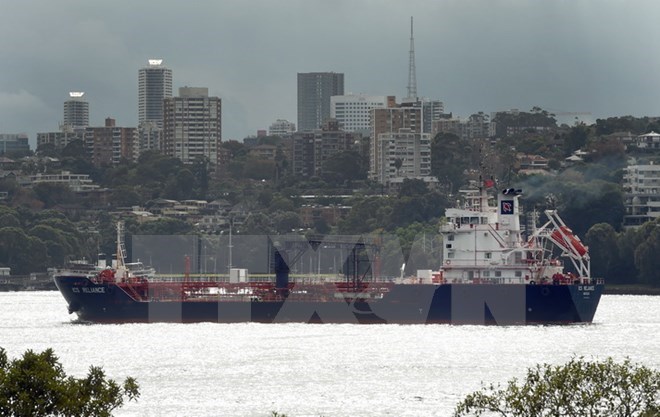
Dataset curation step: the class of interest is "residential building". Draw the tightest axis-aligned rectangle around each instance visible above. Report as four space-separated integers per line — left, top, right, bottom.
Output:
400 99 446 134
248 144 278 160
330 94 395 135
0 134 30 155
297 72 344 131
369 106 422 182
432 117 463 138
420 99 445 134
138 59 172 128
623 162 660 228
634 131 660 150
37 130 84 150
138 59 172 152
291 119 358 177
162 87 222 165
63 92 89 130
138 122 162 153
84 118 138 167
372 128 431 184
432 113 495 140
29 171 99 192
268 119 296 137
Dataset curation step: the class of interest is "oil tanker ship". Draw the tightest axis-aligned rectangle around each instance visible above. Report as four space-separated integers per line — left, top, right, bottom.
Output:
54 186 603 325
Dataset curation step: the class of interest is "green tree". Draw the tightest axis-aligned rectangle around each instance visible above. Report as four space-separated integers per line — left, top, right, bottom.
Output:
585 223 619 281
320 150 367 185
454 357 660 417
272 211 302 234
431 133 472 193
563 124 589 156
633 220 660 286
613 227 643 284
242 157 276 181
0 213 21 229
0 227 32 273
32 183 76 208
0 347 139 416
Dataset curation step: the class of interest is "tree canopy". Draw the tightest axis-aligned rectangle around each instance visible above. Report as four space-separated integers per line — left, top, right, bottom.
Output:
454 357 660 417
0 347 139 416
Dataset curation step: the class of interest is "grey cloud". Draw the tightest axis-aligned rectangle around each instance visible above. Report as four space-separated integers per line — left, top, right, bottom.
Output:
2 0 660 146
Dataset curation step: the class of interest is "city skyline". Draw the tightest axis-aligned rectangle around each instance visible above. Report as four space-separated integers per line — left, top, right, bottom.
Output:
2 1 660 147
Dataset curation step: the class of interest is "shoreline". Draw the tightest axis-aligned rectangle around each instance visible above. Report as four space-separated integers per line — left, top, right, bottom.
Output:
603 285 660 296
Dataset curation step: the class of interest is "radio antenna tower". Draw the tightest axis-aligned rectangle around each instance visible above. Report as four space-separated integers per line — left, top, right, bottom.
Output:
405 16 418 102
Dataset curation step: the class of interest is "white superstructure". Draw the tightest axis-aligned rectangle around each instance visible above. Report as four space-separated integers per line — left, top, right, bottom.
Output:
439 186 591 285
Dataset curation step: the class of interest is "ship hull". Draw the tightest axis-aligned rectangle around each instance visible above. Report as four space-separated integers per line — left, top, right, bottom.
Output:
54 275 603 325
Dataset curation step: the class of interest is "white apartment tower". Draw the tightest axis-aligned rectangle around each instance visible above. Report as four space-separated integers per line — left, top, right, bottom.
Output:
163 87 222 165
331 94 395 135
138 59 172 127
63 92 89 130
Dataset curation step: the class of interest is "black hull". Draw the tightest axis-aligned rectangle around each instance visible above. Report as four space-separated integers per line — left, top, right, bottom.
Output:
54 276 603 325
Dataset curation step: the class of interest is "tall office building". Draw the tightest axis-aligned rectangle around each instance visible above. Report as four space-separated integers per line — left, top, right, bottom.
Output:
163 87 222 165
297 72 344 131
138 59 172 127
63 92 89 130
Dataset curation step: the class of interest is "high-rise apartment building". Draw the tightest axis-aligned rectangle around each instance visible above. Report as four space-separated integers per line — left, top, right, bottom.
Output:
138 59 172 153
331 94 396 135
372 129 431 184
63 92 89 130
138 59 172 127
163 87 222 165
369 106 422 182
84 118 138 167
297 72 344 131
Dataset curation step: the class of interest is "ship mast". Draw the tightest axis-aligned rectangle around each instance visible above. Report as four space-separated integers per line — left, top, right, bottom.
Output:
115 221 128 279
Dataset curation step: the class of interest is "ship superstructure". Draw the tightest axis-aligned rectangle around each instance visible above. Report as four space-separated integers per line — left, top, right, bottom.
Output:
439 186 591 286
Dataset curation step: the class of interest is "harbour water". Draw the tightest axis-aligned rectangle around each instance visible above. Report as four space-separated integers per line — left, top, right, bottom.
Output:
0 292 658 416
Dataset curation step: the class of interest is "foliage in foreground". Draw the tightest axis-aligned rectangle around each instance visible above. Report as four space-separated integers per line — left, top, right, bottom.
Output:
454 357 660 417
0 347 139 417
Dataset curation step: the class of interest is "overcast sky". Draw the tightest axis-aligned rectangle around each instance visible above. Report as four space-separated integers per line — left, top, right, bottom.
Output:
2 0 660 146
